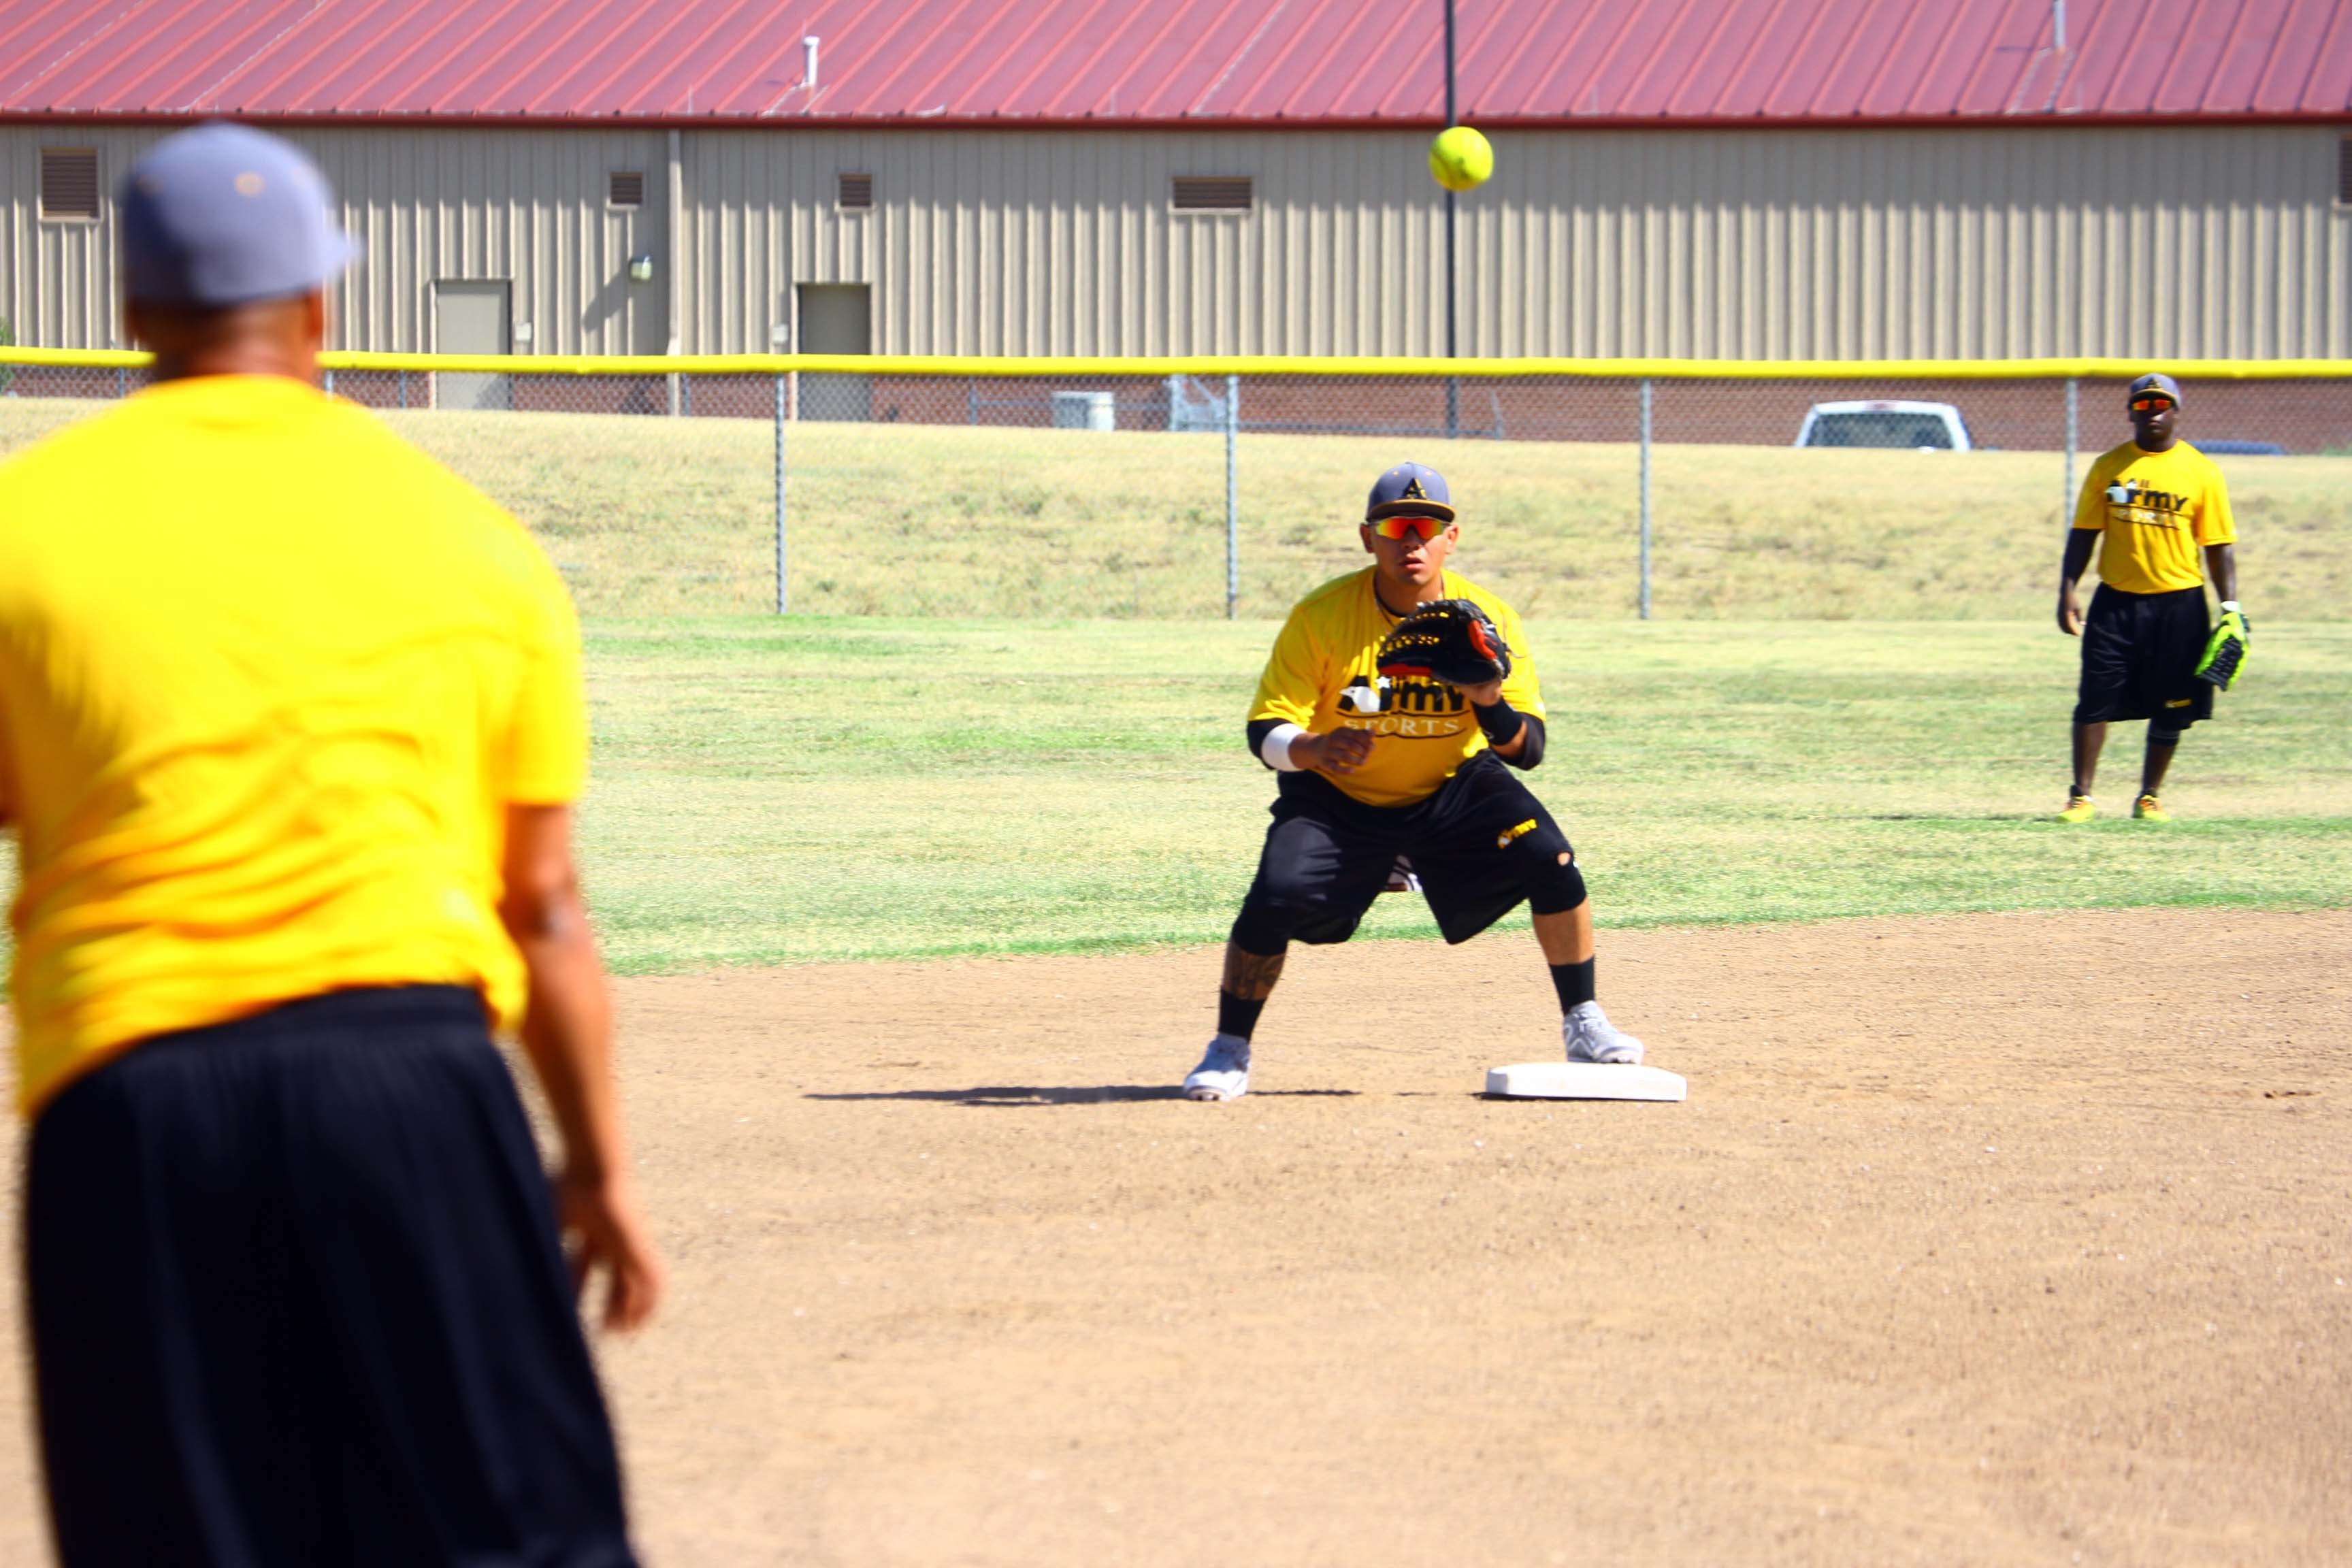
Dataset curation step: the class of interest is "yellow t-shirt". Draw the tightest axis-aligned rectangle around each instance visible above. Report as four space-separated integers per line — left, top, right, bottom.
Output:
0 376 587 1115
1250 568 1545 808
2072 440 2237 595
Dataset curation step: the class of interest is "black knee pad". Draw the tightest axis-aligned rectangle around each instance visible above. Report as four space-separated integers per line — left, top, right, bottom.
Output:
1524 842 1587 917
1230 898 1295 955
1232 893 1360 951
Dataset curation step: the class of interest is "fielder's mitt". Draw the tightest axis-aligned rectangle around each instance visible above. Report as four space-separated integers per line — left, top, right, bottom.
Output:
1376 598 1512 689
2195 606 2251 691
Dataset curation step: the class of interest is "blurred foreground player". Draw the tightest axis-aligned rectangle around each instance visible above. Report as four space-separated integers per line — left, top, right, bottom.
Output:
2057 373 2243 823
0 124 660 1565
1182 463 1644 1101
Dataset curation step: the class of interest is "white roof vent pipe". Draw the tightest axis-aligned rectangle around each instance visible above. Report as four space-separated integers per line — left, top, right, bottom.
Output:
804 36 819 97
2052 0 2065 50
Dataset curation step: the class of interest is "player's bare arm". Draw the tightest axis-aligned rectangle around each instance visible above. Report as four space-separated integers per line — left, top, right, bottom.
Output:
2206 541 2237 605
2057 528 2098 636
501 802 666 1332
1288 725 1375 774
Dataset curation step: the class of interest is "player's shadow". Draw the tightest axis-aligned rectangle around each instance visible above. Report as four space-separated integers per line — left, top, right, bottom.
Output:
805 1085 1357 1107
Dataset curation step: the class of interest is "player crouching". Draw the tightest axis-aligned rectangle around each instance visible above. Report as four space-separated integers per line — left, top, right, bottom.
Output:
1183 463 1643 1102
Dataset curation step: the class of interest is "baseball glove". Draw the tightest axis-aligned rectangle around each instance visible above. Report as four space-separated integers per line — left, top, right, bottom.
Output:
2195 606 2251 691
1376 598 1512 689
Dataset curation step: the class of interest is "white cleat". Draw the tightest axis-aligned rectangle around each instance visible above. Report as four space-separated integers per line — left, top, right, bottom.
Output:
1183 1033 1252 1100
1563 1001 1644 1065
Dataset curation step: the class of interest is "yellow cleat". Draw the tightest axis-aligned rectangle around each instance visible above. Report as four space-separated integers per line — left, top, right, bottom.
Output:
2057 794 2097 823
2133 794 2170 822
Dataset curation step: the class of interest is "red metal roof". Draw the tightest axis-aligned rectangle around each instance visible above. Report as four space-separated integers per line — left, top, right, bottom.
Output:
3 0 2347 125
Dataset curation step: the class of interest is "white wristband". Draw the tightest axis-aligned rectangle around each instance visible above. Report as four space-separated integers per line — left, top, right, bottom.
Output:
2221 600 2241 613
1260 723 1306 771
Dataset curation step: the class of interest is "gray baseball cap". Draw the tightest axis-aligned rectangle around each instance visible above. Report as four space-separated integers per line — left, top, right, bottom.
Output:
2127 372 2183 407
1366 461 1455 522
119 122 353 308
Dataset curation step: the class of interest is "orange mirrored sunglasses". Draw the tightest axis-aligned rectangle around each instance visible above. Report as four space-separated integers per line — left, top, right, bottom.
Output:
2129 395 2174 412
1368 514 1449 541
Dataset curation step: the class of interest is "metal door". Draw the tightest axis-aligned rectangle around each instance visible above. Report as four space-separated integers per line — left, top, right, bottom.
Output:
434 281 512 411
796 284 870 422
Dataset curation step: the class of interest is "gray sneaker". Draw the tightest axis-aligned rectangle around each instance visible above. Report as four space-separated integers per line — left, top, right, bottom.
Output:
1562 1002 1644 1065
1183 1033 1252 1100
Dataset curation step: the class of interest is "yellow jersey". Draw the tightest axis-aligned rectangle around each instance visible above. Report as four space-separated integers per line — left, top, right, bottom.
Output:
2072 440 2237 595
0 376 587 1115
1251 568 1544 808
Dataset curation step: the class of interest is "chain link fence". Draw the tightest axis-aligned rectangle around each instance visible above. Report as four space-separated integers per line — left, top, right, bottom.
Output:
3 357 2345 621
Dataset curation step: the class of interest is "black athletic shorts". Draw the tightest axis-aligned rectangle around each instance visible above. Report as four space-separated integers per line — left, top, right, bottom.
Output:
25 986 637 1568
1239 751 1575 947
2074 583 2215 730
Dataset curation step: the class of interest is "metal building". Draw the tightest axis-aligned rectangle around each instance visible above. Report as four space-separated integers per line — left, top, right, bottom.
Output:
3 0 2348 361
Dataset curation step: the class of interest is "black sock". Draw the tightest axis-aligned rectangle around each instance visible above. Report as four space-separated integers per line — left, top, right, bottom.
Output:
1549 958 1596 1013
1217 991 1267 1041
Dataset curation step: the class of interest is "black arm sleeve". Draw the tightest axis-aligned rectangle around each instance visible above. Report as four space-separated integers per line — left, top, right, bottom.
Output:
1504 713 1546 770
1245 717 1286 769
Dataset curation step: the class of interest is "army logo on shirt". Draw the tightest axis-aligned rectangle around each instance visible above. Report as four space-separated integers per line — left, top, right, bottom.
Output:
1339 670 1467 738
2106 477 2188 533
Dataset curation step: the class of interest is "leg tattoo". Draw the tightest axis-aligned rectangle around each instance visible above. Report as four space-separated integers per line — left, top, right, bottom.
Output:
1221 941 1288 1000
1216 941 1287 1041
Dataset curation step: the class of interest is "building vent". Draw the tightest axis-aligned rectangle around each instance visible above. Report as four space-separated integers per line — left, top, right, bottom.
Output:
39 148 100 220
2340 135 2352 204
1173 176 1253 212
608 170 645 208
837 172 874 210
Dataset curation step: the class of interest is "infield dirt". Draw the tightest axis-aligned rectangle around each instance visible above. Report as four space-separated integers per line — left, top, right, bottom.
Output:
2 906 2347 1565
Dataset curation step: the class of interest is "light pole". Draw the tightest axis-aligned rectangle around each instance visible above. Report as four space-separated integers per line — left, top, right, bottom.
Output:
1443 0 1458 439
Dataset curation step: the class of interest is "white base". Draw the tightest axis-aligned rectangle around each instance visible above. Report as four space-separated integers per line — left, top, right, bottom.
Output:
1484 1062 1688 1102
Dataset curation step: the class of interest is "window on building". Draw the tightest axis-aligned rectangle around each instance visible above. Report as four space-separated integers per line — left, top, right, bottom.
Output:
1172 176 1253 212
608 170 645 209
39 148 100 220
2339 135 2352 204
837 172 874 210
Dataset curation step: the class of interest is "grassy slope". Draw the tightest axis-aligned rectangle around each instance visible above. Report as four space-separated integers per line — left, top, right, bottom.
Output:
3 399 2347 620
578 617 2352 974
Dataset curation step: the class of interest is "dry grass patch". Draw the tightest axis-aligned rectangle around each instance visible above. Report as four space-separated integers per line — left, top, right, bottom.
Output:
3 399 2345 620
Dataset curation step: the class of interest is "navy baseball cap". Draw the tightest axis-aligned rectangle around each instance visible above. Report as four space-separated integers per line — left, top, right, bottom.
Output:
119 122 353 308
1365 461 1455 523
2127 372 2183 407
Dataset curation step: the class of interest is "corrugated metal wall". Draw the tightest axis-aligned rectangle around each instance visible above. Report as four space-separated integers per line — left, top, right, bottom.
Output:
1 125 668 354
3 122 2344 359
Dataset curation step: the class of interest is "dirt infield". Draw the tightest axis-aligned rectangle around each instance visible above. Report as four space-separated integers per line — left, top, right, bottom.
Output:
2 906 2347 1565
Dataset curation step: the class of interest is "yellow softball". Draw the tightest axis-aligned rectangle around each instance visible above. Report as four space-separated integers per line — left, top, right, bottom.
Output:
1428 125 1494 192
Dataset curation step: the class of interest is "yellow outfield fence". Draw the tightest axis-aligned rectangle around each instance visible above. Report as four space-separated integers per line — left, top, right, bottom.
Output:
5 348 2351 379
1 350 2342 621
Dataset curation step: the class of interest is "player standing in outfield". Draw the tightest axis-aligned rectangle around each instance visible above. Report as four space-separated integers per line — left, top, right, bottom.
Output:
0 125 660 1564
2057 373 2244 823
1182 463 1644 1100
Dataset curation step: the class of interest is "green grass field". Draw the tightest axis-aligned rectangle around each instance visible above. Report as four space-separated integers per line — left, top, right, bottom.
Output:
5 398 2349 621
576 617 2352 974
0 612 2341 981
1 397 2343 978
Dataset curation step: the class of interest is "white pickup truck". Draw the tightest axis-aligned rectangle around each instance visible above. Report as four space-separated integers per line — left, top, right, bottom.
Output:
1793 400 1975 451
